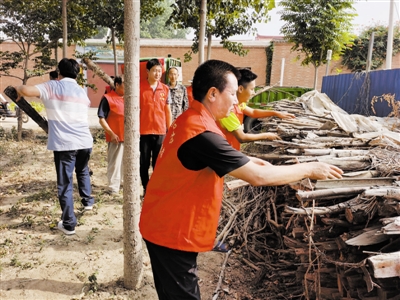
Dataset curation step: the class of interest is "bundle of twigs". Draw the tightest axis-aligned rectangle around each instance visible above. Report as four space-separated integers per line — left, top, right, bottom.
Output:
369 147 400 177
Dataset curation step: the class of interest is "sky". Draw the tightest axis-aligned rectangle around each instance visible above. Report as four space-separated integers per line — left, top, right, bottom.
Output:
255 0 400 37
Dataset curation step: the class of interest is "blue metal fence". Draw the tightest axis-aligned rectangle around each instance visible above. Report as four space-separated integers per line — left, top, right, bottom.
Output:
321 69 400 117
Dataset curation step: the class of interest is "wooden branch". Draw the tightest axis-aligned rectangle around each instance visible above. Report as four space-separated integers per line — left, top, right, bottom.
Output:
212 251 232 300
363 188 400 200
81 57 114 89
285 196 360 215
225 179 249 190
314 177 396 190
296 187 368 201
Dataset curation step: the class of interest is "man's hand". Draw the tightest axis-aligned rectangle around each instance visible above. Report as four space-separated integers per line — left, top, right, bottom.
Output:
109 132 120 143
275 111 296 119
307 162 343 180
260 132 281 141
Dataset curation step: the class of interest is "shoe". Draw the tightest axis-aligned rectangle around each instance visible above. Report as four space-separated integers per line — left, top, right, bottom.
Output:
212 241 230 253
105 189 119 195
83 205 93 211
57 221 75 235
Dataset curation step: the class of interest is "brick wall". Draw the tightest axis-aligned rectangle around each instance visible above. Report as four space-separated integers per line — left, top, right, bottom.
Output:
86 39 269 106
1 39 399 107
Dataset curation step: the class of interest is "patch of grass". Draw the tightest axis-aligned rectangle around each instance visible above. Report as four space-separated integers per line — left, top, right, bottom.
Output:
101 213 113 226
10 256 21 267
7 204 21 217
87 272 99 293
86 234 95 244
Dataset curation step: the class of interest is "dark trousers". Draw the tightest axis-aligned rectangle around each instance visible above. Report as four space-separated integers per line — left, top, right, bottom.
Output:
139 134 165 191
54 149 94 230
144 240 201 300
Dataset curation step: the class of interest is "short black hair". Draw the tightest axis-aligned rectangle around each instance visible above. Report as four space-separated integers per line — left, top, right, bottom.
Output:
237 68 257 88
146 58 162 71
49 70 58 80
192 60 240 102
114 76 123 86
58 58 80 79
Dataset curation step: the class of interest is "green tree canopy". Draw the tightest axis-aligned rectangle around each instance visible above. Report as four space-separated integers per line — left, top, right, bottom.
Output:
168 0 275 60
0 0 97 83
279 0 356 88
341 23 400 72
141 0 188 39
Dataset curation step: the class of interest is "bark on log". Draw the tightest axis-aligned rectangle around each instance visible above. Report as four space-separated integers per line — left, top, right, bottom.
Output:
81 57 115 89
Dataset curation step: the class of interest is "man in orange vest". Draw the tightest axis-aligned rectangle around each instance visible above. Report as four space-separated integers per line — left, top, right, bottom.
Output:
219 68 296 150
139 58 172 195
139 59 343 300
97 76 125 194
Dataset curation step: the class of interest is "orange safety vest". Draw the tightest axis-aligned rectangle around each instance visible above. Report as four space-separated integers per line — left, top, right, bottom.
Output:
104 91 124 142
140 80 169 135
139 100 225 252
219 104 243 150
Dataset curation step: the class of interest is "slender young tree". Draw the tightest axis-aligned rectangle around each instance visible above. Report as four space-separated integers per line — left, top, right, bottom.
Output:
123 0 143 289
279 0 356 88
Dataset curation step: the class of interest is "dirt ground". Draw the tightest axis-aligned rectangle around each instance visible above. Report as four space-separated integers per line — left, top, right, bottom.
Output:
0 125 260 300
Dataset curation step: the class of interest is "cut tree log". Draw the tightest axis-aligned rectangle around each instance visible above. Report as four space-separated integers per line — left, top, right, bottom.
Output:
367 251 400 278
81 57 115 89
3 86 48 134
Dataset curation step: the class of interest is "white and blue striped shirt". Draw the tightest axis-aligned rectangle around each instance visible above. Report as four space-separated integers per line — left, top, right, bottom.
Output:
36 78 93 151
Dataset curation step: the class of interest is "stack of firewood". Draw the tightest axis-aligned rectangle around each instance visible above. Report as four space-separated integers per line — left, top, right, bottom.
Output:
219 91 400 300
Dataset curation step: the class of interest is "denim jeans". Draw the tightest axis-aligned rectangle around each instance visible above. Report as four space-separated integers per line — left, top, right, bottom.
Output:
139 134 165 191
54 149 94 230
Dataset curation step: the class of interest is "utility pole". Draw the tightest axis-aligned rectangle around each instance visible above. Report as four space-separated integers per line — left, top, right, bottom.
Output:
325 50 332 76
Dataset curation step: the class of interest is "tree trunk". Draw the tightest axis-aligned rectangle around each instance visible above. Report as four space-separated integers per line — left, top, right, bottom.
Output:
62 0 68 58
198 0 207 65
207 32 212 61
123 0 143 290
111 27 118 77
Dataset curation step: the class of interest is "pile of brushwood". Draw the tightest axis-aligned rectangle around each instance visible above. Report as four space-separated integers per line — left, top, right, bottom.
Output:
216 91 400 300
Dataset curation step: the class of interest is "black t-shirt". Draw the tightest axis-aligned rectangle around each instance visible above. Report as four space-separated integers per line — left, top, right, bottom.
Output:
97 96 110 119
177 131 250 177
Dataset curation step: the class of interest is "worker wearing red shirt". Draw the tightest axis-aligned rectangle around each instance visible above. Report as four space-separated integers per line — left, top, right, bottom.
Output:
139 59 343 300
139 58 172 194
